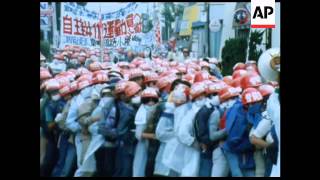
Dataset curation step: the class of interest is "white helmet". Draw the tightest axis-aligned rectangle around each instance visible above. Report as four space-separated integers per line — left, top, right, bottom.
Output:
258 48 280 82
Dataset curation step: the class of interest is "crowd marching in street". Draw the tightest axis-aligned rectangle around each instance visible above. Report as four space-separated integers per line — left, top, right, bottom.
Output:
40 44 280 177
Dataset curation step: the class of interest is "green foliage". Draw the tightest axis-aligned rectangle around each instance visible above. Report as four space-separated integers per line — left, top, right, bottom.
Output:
40 40 51 60
248 30 264 61
221 38 247 76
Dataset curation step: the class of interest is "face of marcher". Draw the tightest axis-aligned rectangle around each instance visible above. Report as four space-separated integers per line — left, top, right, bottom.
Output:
202 67 210 73
50 90 61 101
183 51 189 58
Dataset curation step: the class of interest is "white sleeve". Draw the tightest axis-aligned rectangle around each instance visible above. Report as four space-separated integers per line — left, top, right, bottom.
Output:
252 112 273 138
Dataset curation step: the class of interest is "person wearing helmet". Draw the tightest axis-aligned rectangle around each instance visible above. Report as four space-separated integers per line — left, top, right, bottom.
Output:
161 82 192 176
222 87 261 177
152 80 190 177
51 83 78 177
73 86 101 177
257 48 280 177
144 47 152 64
129 69 145 88
113 81 141 177
41 79 67 177
93 82 120 177
193 81 229 177
177 82 209 176
249 84 277 177
133 88 162 177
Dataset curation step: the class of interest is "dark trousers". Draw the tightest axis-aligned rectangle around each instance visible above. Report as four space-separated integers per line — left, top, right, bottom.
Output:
113 145 134 177
51 133 77 177
199 151 213 177
40 138 58 177
95 146 117 177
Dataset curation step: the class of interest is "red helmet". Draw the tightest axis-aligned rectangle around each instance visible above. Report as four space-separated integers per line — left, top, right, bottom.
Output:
232 69 248 79
45 79 61 91
223 76 233 85
77 67 90 76
59 81 77 97
190 82 207 100
218 86 241 103
231 77 242 88
240 74 262 90
118 61 130 69
89 62 102 71
40 68 52 80
176 65 187 74
54 54 65 60
140 63 152 71
194 71 210 83
182 74 194 84
206 81 227 95
124 81 141 98
258 84 275 97
233 62 246 71
77 79 92 90
92 72 108 84
141 87 159 99
144 72 158 84
241 87 263 105
115 80 128 95
129 69 144 80
77 73 93 82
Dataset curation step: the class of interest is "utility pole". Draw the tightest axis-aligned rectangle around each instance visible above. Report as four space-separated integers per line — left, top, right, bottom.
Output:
52 2 58 48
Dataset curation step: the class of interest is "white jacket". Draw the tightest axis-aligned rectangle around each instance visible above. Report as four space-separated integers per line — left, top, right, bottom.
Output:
162 102 191 173
74 122 105 177
267 92 280 177
177 105 201 177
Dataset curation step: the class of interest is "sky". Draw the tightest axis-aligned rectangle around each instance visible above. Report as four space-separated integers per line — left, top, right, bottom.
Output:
85 2 130 14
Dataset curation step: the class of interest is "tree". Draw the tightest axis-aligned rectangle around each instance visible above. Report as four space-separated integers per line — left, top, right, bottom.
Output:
248 30 264 61
221 38 247 76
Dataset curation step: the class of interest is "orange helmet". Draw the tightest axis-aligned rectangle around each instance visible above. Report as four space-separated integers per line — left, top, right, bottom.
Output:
77 67 90 76
141 87 159 99
118 61 130 69
124 81 141 98
241 87 263 105
40 68 52 80
129 69 144 80
231 77 242 88
77 73 93 82
176 65 187 74
45 79 61 91
232 69 248 79
59 81 77 97
182 74 194 84
258 84 275 97
89 62 102 71
144 72 158 84
240 74 262 90
190 82 207 100
194 71 210 83
218 86 241 103
92 72 108 84
77 79 92 90
223 76 233 85
233 62 246 71
140 63 152 71
206 81 227 95
115 80 128 95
